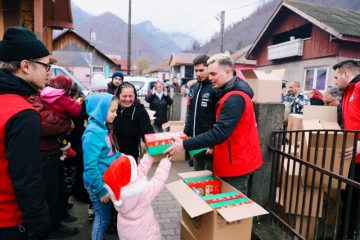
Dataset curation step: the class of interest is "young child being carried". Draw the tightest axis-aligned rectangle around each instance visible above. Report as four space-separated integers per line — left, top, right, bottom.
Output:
103 154 171 240
40 75 81 160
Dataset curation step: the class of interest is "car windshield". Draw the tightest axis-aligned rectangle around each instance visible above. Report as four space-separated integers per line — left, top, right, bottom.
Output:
130 81 145 91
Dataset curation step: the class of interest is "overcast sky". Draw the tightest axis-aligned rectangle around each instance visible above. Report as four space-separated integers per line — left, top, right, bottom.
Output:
72 0 268 43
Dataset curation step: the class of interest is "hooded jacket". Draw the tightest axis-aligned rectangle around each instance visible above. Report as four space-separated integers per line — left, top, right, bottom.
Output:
115 155 171 240
0 70 49 237
40 86 81 119
342 74 360 163
113 102 154 160
183 77 263 176
82 93 121 198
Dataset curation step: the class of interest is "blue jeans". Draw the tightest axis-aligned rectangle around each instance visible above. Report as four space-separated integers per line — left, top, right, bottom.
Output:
84 181 111 240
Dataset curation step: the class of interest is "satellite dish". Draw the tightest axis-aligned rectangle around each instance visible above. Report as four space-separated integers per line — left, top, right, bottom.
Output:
90 31 96 43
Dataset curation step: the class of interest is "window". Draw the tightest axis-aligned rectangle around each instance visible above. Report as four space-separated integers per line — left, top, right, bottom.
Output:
92 66 104 73
185 66 194 79
303 67 328 91
273 23 312 44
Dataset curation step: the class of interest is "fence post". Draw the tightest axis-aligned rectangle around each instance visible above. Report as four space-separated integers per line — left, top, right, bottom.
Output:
252 103 284 206
169 93 184 121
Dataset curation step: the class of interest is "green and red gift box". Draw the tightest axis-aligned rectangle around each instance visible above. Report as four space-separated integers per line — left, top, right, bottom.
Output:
144 132 187 155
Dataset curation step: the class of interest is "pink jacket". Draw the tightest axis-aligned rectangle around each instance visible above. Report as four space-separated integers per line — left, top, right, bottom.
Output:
40 86 81 119
115 155 171 240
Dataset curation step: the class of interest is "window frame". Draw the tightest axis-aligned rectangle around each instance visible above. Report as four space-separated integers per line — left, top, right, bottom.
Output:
303 66 329 91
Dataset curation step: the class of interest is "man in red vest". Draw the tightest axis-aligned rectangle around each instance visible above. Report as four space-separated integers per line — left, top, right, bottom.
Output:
333 60 360 238
0 27 51 239
165 53 263 195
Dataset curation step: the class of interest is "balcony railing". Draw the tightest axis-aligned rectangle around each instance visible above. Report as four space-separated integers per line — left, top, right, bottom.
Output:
268 38 304 60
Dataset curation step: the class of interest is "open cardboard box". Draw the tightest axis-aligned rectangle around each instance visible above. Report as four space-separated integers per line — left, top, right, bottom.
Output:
286 105 337 144
240 69 285 103
166 170 268 240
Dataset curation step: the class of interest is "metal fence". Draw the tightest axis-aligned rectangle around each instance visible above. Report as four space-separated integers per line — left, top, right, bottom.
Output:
268 129 360 240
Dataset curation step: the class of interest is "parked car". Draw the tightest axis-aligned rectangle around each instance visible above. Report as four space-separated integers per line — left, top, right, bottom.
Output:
51 65 89 96
122 76 159 97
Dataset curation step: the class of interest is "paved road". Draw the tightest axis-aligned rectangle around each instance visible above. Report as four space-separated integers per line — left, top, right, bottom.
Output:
60 160 192 240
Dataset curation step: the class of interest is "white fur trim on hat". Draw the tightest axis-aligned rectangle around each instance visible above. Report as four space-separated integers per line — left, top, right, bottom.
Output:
104 184 123 207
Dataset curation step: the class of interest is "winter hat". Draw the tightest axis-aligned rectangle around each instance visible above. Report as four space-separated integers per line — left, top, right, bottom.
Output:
103 155 138 206
111 71 124 81
49 75 73 94
0 26 50 61
90 74 107 91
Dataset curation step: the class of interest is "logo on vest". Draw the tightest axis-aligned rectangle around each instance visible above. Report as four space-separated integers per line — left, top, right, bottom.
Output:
349 94 355 102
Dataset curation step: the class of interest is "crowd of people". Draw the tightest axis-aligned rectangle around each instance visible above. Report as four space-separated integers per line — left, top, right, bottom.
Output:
0 26 359 240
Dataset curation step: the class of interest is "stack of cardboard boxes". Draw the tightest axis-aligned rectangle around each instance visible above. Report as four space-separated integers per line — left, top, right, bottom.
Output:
167 170 268 240
279 105 354 239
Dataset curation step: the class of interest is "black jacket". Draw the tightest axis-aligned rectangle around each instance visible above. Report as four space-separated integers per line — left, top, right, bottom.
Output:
184 79 216 137
107 82 117 95
183 77 254 151
0 70 50 238
145 93 173 126
113 102 154 160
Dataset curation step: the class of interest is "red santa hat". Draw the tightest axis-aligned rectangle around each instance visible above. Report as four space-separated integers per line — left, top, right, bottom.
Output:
103 155 138 206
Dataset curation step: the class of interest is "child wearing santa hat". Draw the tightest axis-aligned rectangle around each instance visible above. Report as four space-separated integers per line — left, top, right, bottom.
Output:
82 93 121 240
103 154 171 240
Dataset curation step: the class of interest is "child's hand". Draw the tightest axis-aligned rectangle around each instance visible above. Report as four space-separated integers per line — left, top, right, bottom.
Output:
206 148 213 155
100 193 111 203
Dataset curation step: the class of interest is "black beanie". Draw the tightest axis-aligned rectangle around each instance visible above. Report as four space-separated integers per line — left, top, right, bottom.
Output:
112 71 124 80
0 26 50 61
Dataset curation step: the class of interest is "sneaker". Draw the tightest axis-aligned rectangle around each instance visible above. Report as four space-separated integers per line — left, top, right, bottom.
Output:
62 211 77 223
48 224 79 239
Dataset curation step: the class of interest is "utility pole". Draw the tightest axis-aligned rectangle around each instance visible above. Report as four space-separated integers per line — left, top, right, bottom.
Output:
220 11 225 53
127 0 132 75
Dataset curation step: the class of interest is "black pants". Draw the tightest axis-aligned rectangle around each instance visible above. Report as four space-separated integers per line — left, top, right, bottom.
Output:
42 154 65 232
340 163 360 237
0 225 27 240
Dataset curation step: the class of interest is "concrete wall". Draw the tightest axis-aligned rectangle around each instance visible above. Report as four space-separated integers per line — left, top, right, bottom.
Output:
251 103 284 207
257 56 352 89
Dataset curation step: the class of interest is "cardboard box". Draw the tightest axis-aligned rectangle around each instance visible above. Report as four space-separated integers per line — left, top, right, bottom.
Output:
286 105 337 145
240 69 285 103
301 121 354 190
181 221 197 240
277 159 323 217
166 170 268 240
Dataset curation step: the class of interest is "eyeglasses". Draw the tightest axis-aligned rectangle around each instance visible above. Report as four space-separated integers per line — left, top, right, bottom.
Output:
29 60 51 72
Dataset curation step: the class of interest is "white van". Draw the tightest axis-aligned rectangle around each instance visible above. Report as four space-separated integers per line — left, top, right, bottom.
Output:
123 76 159 97
51 65 89 96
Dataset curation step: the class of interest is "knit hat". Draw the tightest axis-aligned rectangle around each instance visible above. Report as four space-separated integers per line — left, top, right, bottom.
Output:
111 71 124 81
103 155 138 206
90 74 107 91
0 26 50 61
49 75 73 94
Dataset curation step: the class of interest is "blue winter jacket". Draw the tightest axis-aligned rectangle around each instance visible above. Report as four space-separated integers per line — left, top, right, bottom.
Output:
82 93 120 198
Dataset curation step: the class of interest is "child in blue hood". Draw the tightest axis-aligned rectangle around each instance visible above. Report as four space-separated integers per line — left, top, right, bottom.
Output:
82 93 121 240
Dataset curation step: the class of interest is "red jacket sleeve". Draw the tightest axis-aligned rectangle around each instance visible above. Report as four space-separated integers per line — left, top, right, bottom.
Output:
56 96 81 118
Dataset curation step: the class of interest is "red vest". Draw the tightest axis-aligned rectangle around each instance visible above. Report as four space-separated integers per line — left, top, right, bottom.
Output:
0 94 36 227
342 81 360 163
213 90 263 177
